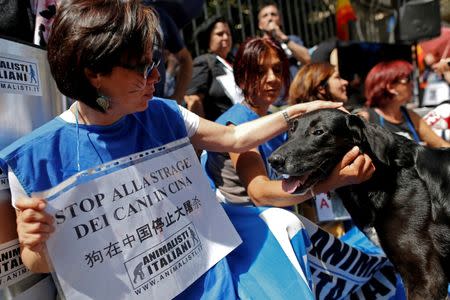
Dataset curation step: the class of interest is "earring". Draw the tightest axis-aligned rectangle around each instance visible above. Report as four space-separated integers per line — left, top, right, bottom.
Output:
96 93 110 111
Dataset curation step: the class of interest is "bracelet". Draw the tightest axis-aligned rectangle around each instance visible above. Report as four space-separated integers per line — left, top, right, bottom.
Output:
308 187 315 199
282 110 291 126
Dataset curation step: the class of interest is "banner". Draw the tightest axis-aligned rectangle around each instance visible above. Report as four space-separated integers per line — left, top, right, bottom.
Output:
42 138 242 299
0 54 41 97
0 165 33 291
301 216 397 299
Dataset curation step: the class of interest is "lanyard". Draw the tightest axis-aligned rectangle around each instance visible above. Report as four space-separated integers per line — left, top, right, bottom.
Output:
378 107 421 143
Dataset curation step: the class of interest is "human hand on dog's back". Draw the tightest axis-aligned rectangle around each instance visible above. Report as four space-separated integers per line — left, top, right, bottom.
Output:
15 197 54 273
320 146 375 191
290 100 345 116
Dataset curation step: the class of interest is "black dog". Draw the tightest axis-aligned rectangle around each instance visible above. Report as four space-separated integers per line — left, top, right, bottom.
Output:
269 109 450 299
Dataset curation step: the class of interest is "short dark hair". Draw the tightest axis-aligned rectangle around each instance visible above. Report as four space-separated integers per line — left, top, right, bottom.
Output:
234 37 290 100
47 0 162 112
195 16 234 54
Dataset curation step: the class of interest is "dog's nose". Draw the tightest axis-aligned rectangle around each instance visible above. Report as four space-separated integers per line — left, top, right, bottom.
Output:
268 154 285 171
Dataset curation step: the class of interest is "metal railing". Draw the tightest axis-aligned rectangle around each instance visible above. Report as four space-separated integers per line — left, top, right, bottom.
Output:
183 0 337 57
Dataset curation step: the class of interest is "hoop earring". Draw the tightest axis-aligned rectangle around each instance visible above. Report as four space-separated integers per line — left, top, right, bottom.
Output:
96 93 110 111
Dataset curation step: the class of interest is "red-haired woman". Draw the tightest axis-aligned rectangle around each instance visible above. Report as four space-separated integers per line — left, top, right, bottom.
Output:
204 38 373 209
202 37 374 298
359 60 450 147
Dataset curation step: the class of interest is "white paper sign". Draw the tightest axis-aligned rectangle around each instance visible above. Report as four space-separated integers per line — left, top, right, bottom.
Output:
314 191 351 223
43 138 242 299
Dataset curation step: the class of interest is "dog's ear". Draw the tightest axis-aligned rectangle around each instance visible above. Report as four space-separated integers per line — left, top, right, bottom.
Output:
346 114 392 165
345 114 365 144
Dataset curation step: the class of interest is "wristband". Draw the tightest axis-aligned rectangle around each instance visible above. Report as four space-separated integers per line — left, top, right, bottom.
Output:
282 110 291 126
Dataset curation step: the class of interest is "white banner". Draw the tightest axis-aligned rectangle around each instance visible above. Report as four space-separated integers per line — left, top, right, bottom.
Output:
0 54 41 96
0 239 31 289
42 138 242 299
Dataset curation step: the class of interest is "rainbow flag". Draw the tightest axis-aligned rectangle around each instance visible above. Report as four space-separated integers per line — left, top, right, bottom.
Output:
336 0 357 40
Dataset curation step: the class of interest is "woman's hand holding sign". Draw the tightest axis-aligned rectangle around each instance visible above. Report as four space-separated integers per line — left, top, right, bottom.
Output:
15 197 54 273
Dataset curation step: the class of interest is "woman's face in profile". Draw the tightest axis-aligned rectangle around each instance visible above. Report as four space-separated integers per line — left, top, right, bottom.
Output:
95 49 161 115
390 74 413 104
208 22 232 59
326 70 348 102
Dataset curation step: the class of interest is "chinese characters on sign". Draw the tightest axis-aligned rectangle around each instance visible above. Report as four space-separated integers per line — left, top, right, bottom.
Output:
43 139 241 299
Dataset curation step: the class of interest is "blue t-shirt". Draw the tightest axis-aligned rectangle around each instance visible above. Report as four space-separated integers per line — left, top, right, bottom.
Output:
205 103 286 204
0 98 186 195
0 97 240 299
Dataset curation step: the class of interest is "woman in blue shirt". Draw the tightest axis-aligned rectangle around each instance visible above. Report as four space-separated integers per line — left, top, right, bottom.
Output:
4 1 373 298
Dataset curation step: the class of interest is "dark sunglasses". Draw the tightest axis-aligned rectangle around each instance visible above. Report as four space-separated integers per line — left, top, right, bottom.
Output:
121 47 162 79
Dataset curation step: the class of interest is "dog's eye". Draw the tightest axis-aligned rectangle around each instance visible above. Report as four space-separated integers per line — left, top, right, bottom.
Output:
312 129 324 136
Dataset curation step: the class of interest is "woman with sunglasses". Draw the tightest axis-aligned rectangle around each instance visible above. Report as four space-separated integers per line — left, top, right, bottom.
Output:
0 0 372 298
360 60 450 147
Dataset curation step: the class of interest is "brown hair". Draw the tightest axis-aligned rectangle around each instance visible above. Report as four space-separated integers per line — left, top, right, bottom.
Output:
288 62 336 105
47 0 162 112
234 37 290 101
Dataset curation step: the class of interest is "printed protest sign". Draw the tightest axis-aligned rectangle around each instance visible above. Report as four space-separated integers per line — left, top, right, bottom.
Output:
0 54 41 96
0 164 33 290
0 239 30 289
42 138 242 299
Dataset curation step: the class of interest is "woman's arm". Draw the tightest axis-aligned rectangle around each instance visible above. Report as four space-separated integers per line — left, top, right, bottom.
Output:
230 145 373 207
15 197 54 273
184 94 205 118
409 109 450 148
190 100 342 153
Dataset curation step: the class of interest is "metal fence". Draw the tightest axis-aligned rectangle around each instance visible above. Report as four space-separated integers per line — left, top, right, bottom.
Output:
182 0 337 57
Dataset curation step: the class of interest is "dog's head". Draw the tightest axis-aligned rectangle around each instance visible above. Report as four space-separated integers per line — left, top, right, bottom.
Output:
269 109 398 194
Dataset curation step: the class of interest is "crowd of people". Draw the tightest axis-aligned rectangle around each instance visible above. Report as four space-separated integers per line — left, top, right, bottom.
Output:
1 0 450 299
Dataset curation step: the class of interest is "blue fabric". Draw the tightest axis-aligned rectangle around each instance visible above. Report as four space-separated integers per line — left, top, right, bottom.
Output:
287 34 304 80
222 204 314 300
215 103 286 179
0 97 238 299
0 98 187 195
342 226 450 299
202 104 314 299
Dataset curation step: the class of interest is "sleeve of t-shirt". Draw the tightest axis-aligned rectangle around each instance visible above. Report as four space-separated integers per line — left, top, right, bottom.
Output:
179 105 200 137
289 34 304 46
186 55 212 95
9 105 200 208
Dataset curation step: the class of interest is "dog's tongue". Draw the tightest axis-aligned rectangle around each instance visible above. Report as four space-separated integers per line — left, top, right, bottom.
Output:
282 177 301 194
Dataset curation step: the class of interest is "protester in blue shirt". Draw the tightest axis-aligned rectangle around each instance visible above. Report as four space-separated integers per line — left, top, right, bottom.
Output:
3 1 373 298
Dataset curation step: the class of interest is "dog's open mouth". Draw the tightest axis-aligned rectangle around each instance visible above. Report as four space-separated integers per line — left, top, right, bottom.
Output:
281 171 314 194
